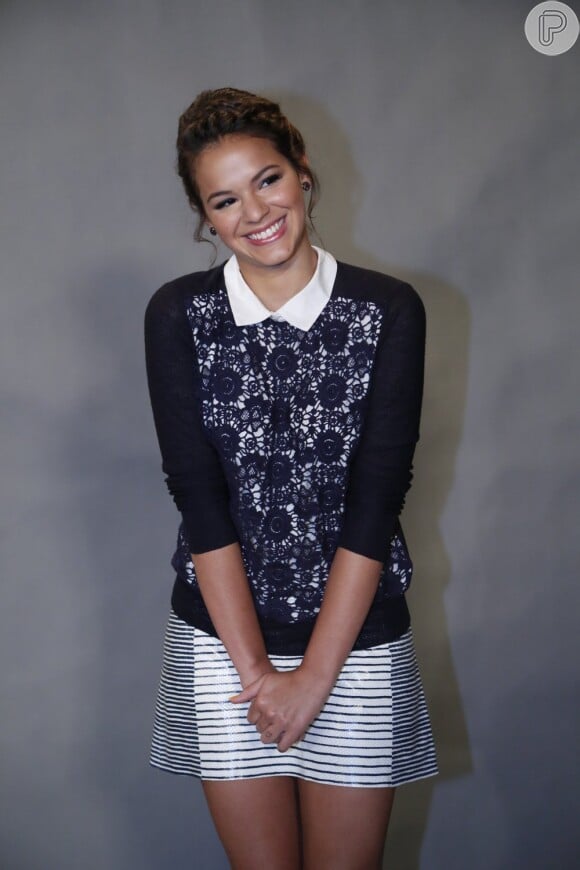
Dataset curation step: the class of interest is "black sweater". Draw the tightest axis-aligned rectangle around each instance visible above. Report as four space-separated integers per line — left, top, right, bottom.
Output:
144 257 426 655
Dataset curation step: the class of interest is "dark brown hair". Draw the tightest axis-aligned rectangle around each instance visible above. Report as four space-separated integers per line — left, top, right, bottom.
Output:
176 87 320 251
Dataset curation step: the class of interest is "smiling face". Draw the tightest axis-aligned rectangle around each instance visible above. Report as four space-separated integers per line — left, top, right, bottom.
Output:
193 134 312 277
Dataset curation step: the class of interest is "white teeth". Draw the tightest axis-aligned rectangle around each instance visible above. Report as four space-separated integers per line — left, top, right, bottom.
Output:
247 218 284 241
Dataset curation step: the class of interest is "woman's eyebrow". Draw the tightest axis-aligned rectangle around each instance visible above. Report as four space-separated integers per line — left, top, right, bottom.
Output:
206 164 282 202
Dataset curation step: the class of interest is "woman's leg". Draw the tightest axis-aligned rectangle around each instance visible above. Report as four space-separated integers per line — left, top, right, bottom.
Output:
202 775 302 870
297 779 396 870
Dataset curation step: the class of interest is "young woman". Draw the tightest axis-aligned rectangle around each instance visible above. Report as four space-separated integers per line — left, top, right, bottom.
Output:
144 87 438 870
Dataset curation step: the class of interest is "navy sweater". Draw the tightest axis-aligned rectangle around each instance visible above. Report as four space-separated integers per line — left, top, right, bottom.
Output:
144 257 426 655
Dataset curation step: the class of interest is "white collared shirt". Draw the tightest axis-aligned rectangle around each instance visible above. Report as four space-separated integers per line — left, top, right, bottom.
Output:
223 245 338 331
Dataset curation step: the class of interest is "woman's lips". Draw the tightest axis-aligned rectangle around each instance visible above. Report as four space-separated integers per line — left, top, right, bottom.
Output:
245 216 287 245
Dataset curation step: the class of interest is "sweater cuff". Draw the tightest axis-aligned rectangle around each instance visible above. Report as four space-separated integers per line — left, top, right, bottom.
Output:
182 506 240 555
336 510 398 565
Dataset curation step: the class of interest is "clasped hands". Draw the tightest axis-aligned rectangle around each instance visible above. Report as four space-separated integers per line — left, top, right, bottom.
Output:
229 664 332 753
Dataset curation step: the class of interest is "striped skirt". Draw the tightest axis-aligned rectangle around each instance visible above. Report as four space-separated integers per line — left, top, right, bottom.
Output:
149 608 438 788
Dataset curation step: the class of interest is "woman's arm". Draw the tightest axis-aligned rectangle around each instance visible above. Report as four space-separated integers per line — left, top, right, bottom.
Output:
192 543 275 688
144 281 241 553
299 547 382 684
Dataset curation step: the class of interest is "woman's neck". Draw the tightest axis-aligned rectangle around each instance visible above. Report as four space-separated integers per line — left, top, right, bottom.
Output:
237 243 318 311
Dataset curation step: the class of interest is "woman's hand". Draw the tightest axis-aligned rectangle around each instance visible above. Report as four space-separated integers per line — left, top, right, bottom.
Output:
229 666 333 752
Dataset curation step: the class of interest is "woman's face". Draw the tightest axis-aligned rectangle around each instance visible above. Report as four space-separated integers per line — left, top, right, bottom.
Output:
194 134 311 273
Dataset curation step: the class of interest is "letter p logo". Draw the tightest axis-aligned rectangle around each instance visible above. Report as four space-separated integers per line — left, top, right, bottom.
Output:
539 10 567 45
525 2 579 54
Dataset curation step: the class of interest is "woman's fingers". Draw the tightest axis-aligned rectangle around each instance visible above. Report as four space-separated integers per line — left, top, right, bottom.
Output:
230 672 270 704
247 701 277 729
246 697 265 726
261 726 280 744
276 728 298 752
254 716 276 734
246 706 259 726
249 705 287 742
259 720 305 750
255 718 308 749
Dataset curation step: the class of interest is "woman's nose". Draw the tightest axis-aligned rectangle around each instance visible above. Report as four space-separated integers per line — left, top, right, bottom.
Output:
242 192 269 223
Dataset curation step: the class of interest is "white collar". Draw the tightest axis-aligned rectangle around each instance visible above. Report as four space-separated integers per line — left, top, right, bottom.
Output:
223 245 337 331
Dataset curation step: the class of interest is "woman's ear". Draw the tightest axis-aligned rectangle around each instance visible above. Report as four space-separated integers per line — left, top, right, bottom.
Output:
298 157 311 186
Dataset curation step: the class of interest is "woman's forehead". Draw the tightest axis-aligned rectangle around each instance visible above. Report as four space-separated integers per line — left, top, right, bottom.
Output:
195 135 284 186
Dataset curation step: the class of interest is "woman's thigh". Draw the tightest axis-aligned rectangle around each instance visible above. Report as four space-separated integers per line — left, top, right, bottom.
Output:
201 775 302 870
297 779 396 870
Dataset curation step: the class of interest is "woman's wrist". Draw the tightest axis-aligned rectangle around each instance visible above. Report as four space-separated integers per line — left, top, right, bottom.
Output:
238 658 277 689
296 660 337 694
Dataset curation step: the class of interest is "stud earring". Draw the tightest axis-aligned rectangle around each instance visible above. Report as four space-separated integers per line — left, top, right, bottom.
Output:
302 181 311 191
209 226 217 235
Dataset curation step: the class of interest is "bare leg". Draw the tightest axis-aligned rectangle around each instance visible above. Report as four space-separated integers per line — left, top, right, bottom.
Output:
202 775 302 870
297 779 396 870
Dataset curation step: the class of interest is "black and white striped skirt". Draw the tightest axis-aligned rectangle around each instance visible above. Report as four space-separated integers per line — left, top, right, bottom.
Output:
149 608 438 788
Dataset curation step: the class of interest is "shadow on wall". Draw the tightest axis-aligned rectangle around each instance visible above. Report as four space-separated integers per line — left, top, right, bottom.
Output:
273 91 473 869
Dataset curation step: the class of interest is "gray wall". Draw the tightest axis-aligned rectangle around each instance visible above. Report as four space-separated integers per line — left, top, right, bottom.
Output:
1 1 578 868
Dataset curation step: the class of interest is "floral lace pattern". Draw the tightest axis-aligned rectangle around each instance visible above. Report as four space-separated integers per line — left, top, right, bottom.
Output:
171 289 413 624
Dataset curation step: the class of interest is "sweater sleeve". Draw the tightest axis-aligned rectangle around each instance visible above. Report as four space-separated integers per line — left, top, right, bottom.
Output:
336 282 426 564
144 282 240 555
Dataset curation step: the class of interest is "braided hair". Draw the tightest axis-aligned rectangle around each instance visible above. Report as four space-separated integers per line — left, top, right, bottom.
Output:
176 87 320 248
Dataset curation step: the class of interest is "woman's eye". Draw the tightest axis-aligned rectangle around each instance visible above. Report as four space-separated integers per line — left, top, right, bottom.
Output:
215 197 236 210
260 173 281 187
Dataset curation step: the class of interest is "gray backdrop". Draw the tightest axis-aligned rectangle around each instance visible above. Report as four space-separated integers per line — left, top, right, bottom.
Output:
1 1 578 868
